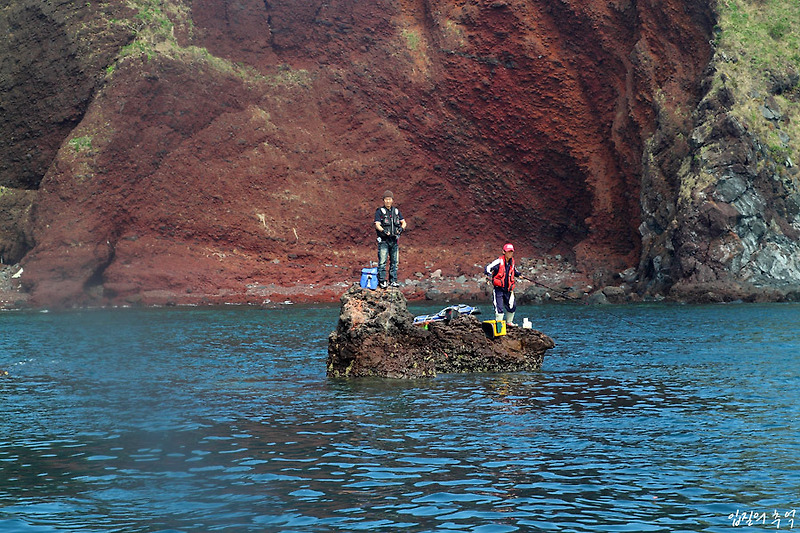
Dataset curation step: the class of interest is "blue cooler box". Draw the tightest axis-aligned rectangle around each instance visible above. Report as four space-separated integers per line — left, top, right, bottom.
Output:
360 267 378 290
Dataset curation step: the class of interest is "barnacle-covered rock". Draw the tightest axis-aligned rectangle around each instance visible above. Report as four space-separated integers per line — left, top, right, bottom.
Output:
327 286 554 379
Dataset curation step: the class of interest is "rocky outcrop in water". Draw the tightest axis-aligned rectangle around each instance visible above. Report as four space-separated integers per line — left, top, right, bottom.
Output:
327 286 554 379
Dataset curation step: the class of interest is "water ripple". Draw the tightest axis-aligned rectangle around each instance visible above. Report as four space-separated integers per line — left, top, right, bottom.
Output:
1 304 799 531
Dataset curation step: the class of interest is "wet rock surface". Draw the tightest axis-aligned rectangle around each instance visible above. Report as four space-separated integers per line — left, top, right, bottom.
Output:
327 286 555 379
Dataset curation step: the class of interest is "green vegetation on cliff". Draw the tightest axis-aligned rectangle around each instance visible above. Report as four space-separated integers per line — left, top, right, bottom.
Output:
116 0 190 61
113 0 311 87
715 0 800 169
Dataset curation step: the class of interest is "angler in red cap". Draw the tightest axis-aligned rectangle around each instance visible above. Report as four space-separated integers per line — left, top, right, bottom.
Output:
484 243 525 326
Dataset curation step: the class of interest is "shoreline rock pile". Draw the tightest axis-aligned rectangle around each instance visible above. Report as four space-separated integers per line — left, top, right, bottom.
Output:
327 286 555 379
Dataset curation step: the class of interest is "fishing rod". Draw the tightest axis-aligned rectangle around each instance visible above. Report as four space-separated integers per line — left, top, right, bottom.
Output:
526 278 584 301
523 277 661 335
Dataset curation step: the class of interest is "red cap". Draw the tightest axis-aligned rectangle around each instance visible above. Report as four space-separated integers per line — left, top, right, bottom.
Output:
503 243 514 252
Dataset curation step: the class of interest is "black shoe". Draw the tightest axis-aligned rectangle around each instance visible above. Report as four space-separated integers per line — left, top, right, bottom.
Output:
379 281 388 289
390 281 400 288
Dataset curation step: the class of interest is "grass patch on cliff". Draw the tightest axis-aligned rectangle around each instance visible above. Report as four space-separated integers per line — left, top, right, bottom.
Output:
68 136 93 153
114 0 192 64
720 0 800 67
714 0 800 171
402 28 421 51
128 0 191 38
268 64 313 88
110 1 311 89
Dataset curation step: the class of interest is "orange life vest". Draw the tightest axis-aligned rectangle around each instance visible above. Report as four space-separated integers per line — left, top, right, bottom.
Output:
492 256 515 291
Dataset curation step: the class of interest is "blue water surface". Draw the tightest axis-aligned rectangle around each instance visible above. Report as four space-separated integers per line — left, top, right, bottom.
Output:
1 302 798 532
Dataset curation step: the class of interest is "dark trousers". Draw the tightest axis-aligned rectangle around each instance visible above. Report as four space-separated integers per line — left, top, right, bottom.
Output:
377 238 399 284
492 287 516 315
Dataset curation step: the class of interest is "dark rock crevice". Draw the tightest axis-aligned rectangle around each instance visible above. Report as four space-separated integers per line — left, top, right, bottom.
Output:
0 2 132 190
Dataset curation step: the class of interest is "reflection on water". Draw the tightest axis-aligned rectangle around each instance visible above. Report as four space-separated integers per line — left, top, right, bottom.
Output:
1 303 799 532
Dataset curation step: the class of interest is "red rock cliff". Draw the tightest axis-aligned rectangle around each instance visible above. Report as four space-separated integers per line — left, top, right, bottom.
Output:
1 0 714 307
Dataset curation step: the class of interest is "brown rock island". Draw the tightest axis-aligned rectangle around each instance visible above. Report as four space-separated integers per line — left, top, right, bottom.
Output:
327 286 555 379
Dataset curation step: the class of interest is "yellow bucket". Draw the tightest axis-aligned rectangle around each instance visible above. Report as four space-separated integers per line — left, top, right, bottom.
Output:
482 320 507 337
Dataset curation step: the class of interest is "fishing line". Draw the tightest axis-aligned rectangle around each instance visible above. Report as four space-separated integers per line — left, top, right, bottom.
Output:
525 277 661 335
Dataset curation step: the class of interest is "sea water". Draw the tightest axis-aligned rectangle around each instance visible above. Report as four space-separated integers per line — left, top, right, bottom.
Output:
1 302 798 532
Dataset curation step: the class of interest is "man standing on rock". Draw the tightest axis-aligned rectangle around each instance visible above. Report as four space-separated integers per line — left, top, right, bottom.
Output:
374 190 407 289
485 243 524 326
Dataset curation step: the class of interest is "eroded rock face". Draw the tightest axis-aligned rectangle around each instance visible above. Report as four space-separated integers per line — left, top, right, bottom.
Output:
639 62 800 302
1 0 715 307
327 286 554 379
0 1 132 190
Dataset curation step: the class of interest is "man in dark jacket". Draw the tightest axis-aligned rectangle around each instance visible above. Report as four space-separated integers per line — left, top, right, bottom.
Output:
374 190 407 289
